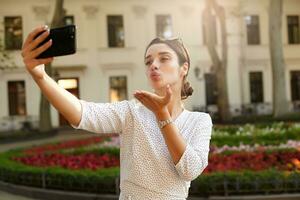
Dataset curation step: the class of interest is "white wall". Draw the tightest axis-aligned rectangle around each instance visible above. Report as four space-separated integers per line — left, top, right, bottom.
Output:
0 0 300 127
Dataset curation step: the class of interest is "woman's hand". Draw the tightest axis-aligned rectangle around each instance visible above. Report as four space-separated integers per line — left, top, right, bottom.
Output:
21 25 53 80
134 85 172 120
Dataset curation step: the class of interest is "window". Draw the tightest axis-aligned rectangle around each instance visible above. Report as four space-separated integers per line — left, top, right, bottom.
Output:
205 73 218 105
107 15 125 47
5 16 23 50
7 81 26 116
203 15 217 45
64 15 74 26
156 15 173 39
287 16 300 44
245 15 260 45
58 78 78 90
249 72 264 103
109 76 128 102
291 71 300 101
57 78 80 126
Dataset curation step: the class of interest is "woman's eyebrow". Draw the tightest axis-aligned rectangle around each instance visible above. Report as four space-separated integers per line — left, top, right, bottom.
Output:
145 51 172 61
145 55 152 60
158 52 172 56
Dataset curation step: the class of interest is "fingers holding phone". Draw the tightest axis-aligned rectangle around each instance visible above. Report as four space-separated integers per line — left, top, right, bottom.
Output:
22 25 54 79
35 25 76 59
28 29 53 59
22 25 76 79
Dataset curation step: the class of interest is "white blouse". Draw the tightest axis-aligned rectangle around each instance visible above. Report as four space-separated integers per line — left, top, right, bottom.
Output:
72 99 213 200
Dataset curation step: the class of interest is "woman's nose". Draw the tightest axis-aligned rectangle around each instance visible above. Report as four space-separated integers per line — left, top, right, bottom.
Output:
150 61 159 70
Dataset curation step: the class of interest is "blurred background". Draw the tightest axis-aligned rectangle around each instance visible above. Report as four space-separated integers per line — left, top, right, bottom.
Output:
0 0 300 199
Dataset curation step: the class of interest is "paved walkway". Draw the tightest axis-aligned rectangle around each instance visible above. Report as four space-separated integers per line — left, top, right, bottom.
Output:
0 128 94 153
0 190 36 200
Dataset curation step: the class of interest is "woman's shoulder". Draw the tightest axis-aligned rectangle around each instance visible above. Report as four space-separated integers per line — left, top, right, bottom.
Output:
184 110 213 127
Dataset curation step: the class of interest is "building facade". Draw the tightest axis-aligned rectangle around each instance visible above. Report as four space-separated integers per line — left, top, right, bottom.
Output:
0 0 300 129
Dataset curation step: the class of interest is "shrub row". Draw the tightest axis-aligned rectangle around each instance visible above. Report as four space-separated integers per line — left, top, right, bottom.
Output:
0 149 119 194
1 149 300 196
191 170 300 196
211 124 300 147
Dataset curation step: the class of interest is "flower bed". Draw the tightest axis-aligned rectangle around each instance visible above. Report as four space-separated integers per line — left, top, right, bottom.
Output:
211 122 300 147
24 136 105 154
14 136 120 170
205 149 300 173
0 123 300 196
210 140 300 154
0 136 120 194
14 153 119 170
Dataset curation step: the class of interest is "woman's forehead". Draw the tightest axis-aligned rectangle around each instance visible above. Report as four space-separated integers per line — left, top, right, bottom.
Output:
145 43 176 58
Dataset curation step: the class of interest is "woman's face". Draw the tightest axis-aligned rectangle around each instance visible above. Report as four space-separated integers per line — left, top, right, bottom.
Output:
145 43 185 91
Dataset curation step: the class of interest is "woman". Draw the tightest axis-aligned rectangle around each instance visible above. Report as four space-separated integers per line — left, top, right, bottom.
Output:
21 25 213 200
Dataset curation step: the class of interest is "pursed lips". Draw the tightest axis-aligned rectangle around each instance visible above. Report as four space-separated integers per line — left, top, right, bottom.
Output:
150 72 160 77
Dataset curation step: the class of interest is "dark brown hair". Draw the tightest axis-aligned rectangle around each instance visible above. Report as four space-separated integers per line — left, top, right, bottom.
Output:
145 37 193 100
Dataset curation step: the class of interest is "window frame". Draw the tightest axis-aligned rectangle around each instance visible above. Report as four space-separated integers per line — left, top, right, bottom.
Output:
107 15 125 48
249 71 264 103
290 70 300 101
287 15 300 44
155 14 173 39
4 16 23 50
109 75 128 102
245 15 261 45
7 80 27 116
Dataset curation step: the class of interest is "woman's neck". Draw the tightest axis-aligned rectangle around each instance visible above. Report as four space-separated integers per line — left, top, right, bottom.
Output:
167 95 184 120
154 83 184 120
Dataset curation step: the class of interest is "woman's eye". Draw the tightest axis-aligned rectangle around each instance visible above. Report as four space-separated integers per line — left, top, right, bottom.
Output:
160 57 169 62
145 61 152 66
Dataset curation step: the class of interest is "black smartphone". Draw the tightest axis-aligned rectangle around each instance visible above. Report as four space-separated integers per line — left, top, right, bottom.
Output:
35 25 76 59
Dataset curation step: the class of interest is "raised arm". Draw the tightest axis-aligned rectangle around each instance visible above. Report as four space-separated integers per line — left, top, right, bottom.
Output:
21 25 81 126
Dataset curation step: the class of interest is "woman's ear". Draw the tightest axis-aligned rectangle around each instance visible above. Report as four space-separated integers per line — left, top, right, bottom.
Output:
180 62 189 77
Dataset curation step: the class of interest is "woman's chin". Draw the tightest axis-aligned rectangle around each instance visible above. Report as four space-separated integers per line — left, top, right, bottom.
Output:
150 82 167 91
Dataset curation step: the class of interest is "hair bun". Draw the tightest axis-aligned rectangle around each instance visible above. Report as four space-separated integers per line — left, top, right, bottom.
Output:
181 81 194 100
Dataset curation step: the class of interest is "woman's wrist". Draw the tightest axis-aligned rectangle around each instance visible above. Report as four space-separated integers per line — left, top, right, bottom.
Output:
26 64 47 82
155 108 170 120
32 72 47 83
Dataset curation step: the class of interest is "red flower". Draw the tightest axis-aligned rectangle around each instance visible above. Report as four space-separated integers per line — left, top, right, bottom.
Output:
24 136 104 154
204 150 300 173
14 153 120 170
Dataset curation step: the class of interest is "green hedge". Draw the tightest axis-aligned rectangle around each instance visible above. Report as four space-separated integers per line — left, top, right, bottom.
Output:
1 148 300 196
0 149 119 194
63 146 120 156
211 123 300 147
213 122 294 135
191 170 300 196
228 113 300 124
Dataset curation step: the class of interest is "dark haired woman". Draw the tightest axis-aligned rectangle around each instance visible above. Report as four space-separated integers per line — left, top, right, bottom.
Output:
21 25 213 200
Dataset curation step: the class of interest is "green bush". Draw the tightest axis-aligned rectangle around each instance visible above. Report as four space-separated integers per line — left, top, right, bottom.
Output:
211 123 300 147
65 146 120 156
229 113 300 124
1 147 300 196
191 170 300 196
0 148 119 194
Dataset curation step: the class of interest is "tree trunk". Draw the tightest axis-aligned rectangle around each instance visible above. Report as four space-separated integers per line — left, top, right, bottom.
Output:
269 0 289 118
203 0 231 122
39 0 65 132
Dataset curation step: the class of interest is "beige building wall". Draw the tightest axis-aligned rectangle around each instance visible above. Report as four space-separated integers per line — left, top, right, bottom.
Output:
0 0 299 128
